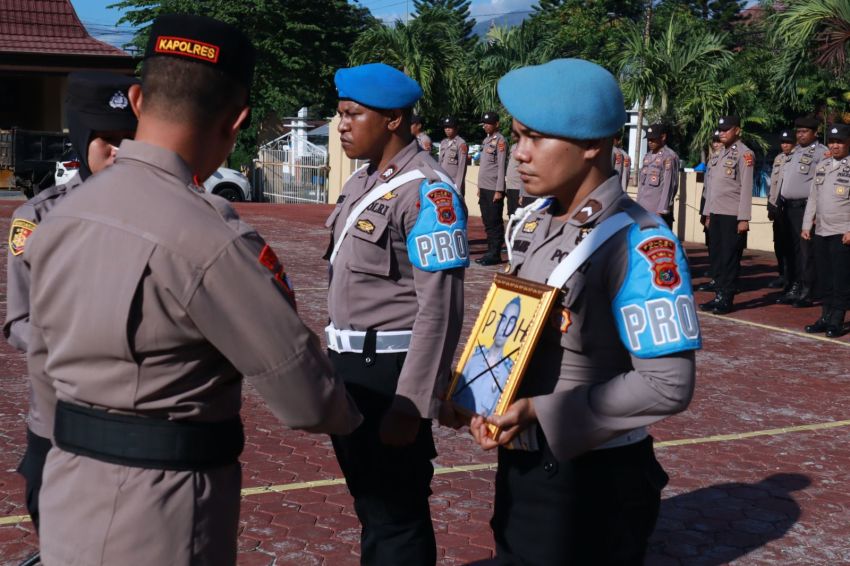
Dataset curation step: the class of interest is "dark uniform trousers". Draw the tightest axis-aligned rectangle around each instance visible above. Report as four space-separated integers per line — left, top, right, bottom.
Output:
329 350 437 566
708 214 747 293
479 189 505 257
771 208 788 280
506 190 534 219
781 199 815 289
814 235 850 317
16 428 52 531
491 433 667 566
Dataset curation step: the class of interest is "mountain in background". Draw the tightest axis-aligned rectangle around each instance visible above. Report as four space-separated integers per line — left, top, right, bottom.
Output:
471 10 528 36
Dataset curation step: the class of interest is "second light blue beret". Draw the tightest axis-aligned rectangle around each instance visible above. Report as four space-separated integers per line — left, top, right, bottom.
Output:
497 58 627 140
335 63 423 110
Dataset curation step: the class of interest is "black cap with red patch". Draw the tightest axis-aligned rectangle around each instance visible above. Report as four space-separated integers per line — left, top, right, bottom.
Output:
144 14 255 91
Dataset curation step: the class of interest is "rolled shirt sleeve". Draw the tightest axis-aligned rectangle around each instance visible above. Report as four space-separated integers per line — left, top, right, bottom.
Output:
186 232 362 434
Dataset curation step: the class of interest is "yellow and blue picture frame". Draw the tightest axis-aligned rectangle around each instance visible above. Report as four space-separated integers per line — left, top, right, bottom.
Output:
446 273 559 439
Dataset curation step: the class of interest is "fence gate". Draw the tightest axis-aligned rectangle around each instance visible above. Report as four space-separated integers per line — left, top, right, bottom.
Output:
254 132 329 203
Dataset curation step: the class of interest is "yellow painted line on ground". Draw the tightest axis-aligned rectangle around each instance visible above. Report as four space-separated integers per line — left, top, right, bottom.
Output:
700 311 850 348
3 419 850 527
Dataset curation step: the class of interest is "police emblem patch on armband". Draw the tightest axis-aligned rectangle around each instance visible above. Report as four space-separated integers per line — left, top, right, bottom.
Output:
625 157 631 167
638 237 681 291
407 179 468 272
8 219 36 256
426 188 457 225
109 91 128 109
522 220 539 234
356 220 376 234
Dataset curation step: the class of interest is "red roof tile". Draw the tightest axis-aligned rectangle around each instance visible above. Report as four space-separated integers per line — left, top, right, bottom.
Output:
0 0 130 57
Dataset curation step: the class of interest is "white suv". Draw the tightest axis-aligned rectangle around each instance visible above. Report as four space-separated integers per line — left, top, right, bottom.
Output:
55 163 252 202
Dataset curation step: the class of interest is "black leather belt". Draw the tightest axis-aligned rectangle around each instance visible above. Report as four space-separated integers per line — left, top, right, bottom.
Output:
782 198 807 209
54 400 244 471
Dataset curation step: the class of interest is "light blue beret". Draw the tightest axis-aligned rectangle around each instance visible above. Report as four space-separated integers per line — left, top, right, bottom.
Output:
335 63 423 109
497 59 627 140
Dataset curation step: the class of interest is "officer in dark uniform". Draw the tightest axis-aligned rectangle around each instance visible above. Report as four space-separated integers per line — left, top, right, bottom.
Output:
802 124 850 337
458 58 698 565
776 116 831 306
24 15 360 565
328 62 467 565
4 70 138 566
767 128 795 289
477 111 507 265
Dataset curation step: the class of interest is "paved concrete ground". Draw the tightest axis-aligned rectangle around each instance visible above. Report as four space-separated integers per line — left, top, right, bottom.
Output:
1 199 849 565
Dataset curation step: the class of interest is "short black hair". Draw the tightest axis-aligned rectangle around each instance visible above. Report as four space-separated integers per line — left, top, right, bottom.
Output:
141 57 247 126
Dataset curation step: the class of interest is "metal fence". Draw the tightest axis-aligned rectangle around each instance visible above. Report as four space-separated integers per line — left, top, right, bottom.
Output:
254 133 329 204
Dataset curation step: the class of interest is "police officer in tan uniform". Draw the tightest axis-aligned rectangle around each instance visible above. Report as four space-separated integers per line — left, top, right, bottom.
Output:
477 111 508 265
438 116 467 194
612 131 631 191
505 131 533 217
776 116 831 306
637 123 680 228
411 114 432 152
4 70 138 566
24 15 360 566
699 116 754 314
802 124 850 337
767 128 795 289
328 62 467 565
461 58 698 565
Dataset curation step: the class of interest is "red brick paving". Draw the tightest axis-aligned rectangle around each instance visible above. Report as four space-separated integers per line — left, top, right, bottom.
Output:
1 200 849 565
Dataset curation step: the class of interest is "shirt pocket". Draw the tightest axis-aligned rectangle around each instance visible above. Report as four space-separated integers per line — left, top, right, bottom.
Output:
835 184 850 200
346 215 392 277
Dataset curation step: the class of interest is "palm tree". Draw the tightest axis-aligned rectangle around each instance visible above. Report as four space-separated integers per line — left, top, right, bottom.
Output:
348 8 467 120
772 0 850 75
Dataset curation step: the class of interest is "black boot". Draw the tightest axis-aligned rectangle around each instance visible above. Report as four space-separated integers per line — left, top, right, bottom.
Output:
792 286 813 308
767 276 786 289
712 291 734 315
699 293 721 312
776 281 802 304
805 310 831 334
826 310 847 338
696 279 717 292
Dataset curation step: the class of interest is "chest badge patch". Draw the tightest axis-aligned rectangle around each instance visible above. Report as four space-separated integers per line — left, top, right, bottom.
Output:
426 188 457 225
9 219 36 256
381 190 398 201
356 219 376 234
837 186 847 195
522 219 539 234
638 237 681 291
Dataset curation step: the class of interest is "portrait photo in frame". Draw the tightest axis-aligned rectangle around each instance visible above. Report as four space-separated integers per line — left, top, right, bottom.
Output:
446 273 559 437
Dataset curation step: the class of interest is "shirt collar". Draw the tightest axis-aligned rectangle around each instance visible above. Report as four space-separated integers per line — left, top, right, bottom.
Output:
115 140 193 186
366 140 421 185
568 175 625 227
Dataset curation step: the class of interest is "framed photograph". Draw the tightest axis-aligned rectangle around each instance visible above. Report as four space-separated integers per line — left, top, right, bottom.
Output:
446 273 559 437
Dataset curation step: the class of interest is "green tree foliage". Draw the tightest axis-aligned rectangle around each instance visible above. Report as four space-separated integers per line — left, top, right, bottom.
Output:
412 0 476 41
111 0 372 165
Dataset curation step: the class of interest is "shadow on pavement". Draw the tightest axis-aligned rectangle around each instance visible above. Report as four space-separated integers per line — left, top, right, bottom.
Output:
647 473 810 565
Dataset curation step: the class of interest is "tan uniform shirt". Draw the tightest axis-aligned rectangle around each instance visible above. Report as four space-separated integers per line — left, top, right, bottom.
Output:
769 152 788 206
703 140 754 220
780 142 830 200
612 146 631 192
637 145 680 215
506 176 697 461
4 174 82 353
505 143 530 198
439 135 468 193
478 132 507 192
803 156 850 237
326 140 465 418
25 140 360 566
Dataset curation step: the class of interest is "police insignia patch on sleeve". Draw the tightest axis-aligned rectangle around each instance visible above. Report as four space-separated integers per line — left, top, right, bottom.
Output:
407 180 469 272
612 224 701 358
743 152 754 167
258 244 296 308
9 219 36 256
